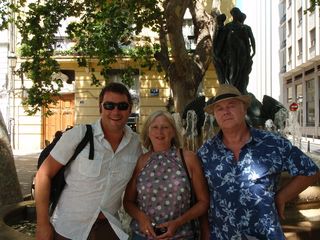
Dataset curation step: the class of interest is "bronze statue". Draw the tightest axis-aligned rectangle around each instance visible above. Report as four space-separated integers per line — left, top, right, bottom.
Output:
213 7 255 94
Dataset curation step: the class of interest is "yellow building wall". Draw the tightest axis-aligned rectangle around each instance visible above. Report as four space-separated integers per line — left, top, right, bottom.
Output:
73 67 102 124
8 59 41 150
11 0 235 150
10 58 221 150
139 71 169 130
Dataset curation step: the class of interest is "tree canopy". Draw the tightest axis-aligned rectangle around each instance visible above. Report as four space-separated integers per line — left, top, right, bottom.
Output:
1 0 319 114
306 0 320 12
1 0 218 114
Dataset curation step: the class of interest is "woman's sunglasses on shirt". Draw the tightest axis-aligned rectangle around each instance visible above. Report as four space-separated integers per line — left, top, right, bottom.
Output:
102 101 130 111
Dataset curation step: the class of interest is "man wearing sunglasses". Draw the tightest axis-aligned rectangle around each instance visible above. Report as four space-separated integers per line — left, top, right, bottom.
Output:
35 82 142 240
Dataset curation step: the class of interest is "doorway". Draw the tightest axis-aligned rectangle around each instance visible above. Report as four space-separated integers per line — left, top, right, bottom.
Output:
42 93 75 148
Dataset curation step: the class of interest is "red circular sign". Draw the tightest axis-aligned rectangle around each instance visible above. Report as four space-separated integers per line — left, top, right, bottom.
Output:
289 102 299 111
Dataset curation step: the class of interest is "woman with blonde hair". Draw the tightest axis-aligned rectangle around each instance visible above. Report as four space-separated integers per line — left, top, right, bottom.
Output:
124 110 209 239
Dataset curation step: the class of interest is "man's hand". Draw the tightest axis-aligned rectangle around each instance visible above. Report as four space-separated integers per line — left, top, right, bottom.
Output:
275 193 286 220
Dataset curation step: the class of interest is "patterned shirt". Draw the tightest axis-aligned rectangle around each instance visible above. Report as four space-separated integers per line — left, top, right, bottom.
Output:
131 147 194 239
197 128 319 240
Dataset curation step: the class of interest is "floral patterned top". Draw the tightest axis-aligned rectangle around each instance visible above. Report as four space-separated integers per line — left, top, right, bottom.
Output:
197 128 319 240
130 147 194 239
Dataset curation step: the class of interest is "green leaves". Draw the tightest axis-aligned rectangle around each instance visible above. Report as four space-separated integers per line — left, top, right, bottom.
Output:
3 0 177 114
305 0 320 13
125 44 162 71
15 0 77 112
0 0 10 30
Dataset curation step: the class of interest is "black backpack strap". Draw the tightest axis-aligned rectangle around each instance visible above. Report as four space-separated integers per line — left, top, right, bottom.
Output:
87 125 94 160
180 148 191 183
65 124 94 167
49 124 94 215
179 148 199 238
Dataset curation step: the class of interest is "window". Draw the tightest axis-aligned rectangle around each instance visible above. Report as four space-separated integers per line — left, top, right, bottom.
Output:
297 8 302 25
297 39 302 57
296 84 303 101
183 9 195 51
280 51 286 73
288 46 292 64
295 74 302 81
310 28 316 47
306 79 315 126
287 19 292 36
287 87 293 103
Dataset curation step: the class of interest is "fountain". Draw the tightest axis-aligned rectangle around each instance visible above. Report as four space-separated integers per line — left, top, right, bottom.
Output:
177 7 320 237
284 110 302 147
202 113 215 143
0 199 35 240
185 110 199 151
178 105 320 239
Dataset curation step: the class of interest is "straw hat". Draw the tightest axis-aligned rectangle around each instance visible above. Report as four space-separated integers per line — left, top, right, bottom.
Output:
204 84 252 114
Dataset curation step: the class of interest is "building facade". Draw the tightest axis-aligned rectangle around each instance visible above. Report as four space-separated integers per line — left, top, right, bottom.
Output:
238 0 281 102
0 29 9 128
280 0 320 138
6 1 235 151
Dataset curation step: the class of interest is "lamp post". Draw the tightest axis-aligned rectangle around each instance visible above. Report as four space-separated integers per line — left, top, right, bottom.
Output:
7 53 17 148
297 95 303 138
8 54 17 72
187 35 195 52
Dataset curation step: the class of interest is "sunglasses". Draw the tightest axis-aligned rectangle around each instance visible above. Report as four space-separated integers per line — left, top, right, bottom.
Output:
102 101 130 111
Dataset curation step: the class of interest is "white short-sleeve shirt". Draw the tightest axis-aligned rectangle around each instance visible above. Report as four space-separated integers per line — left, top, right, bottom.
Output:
50 118 142 240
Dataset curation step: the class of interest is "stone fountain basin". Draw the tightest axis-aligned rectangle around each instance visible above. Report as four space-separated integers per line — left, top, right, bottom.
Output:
0 200 34 240
0 187 319 240
282 211 320 240
282 186 320 240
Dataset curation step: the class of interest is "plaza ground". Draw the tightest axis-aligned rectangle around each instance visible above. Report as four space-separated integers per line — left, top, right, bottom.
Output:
13 137 320 197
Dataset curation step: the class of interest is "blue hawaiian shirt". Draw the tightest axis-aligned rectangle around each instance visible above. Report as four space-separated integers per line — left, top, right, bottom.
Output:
197 128 319 240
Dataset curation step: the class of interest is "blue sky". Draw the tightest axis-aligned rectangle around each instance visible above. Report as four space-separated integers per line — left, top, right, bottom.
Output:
236 0 243 9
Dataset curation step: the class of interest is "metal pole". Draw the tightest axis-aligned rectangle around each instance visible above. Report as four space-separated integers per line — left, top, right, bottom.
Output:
307 141 310 152
299 138 302 149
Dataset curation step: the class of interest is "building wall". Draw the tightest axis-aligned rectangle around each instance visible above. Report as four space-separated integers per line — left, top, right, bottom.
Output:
9 57 219 151
8 0 232 150
139 71 169 127
238 0 281 102
8 67 100 150
0 30 9 134
9 59 41 150
281 0 320 138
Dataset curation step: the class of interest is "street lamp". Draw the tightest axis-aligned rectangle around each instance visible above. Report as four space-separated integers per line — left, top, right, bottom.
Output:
297 96 303 123
7 53 17 148
297 95 303 138
187 35 196 52
8 53 17 70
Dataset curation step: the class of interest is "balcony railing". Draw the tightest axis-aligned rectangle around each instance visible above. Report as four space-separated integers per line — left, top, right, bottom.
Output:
53 37 75 54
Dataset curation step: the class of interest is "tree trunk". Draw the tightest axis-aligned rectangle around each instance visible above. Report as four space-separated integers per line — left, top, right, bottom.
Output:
0 111 23 206
172 74 198 114
162 0 214 114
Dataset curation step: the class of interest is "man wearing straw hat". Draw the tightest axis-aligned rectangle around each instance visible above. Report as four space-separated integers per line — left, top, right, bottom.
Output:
197 84 319 239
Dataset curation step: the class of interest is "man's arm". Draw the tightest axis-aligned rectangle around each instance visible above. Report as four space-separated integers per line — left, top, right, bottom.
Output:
35 154 64 240
199 213 210 240
275 172 320 219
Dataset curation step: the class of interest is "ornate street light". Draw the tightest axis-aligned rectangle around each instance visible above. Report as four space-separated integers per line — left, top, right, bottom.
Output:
8 53 17 70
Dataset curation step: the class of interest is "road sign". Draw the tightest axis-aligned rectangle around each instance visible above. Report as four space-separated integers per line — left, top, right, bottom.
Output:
289 102 299 111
